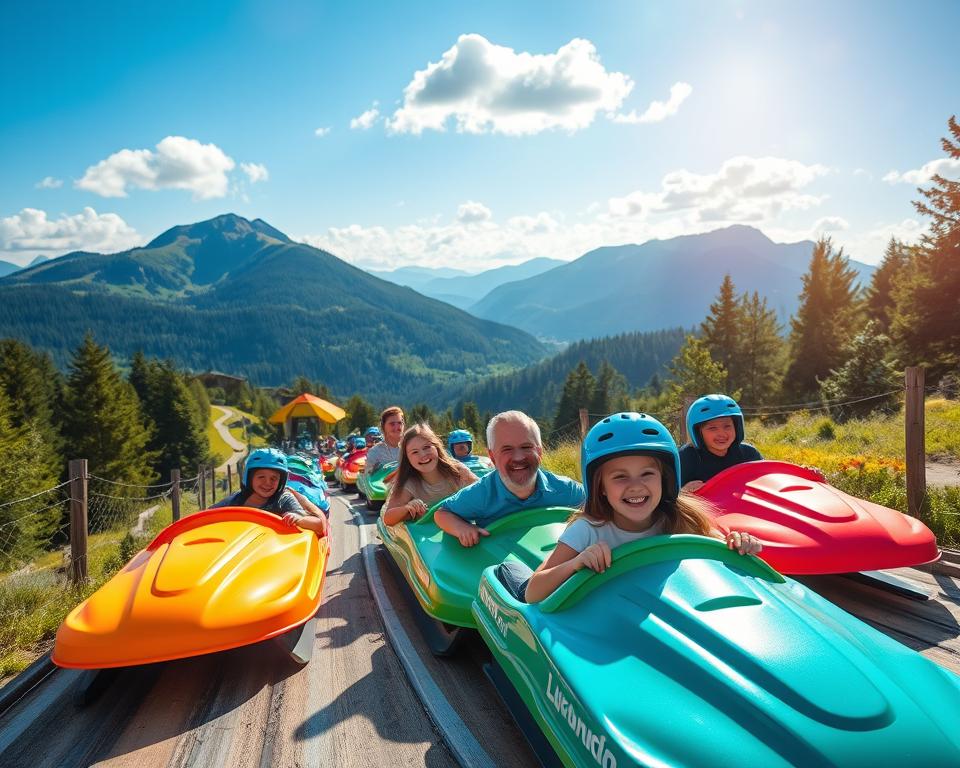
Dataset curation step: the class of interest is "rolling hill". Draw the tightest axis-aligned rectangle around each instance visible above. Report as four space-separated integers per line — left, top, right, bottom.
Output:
0 214 548 402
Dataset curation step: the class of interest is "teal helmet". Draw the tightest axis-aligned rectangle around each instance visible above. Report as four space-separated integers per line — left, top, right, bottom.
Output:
365 427 382 442
353 437 367 450
581 412 681 503
335 440 346 451
447 429 473 455
686 394 744 449
243 448 289 495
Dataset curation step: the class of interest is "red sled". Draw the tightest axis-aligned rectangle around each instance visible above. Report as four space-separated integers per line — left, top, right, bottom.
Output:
697 460 940 575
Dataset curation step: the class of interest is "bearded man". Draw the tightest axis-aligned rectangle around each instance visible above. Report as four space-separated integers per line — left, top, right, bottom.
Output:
434 410 585 547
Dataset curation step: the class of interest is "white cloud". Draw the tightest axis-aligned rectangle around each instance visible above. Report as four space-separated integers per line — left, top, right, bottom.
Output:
883 157 960 185
811 216 849 232
350 103 380 130
607 156 830 223
75 136 236 199
314 126 332 137
612 82 693 124
35 176 63 189
838 218 928 264
507 212 558 234
240 162 269 183
386 34 632 136
457 200 492 224
0 207 141 262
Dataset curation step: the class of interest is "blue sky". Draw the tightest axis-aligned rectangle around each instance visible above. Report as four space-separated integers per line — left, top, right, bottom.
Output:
2 0 958 270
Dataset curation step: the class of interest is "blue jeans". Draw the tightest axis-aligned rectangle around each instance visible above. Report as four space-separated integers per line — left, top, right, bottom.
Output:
496 560 534 602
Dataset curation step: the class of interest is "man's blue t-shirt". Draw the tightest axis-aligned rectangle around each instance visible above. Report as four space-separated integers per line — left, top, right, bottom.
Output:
441 468 585 527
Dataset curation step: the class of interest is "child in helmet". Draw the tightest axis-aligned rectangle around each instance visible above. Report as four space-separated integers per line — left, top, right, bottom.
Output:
213 448 328 536
514 412 760 603
382 424 478 526
679 394 763 492
447 429 474 461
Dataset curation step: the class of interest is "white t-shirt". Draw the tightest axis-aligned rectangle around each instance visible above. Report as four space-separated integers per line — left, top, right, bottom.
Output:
559 516 664 553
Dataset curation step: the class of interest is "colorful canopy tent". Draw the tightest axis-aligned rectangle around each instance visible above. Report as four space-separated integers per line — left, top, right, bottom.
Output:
269 393 346 439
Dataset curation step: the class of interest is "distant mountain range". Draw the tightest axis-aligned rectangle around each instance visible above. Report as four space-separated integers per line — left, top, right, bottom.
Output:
470 226 875 342
0 254 46 277
0 215 547 401
369 257 564 307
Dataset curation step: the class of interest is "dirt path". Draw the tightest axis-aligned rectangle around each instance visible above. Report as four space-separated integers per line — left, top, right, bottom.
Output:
926 459 960 488
211 405 247 475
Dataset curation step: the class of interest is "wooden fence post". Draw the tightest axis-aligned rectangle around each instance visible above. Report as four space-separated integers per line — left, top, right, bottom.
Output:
227 464 233 494
679 396 696 445
210 464 217 504
905 367 926 518
171 468 181 522
69 459 88 585
199 465 207 509
579 409 589 439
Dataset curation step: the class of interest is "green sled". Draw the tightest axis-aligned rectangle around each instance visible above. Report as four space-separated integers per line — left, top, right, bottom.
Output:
357 461 398 511
472 534 960 768
377 505 571 633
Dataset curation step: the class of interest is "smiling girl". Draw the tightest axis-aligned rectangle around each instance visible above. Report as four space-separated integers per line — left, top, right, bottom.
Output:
522 412 760 603
381 423 478 526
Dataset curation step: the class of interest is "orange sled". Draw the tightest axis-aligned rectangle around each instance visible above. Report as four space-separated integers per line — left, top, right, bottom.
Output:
53 507 329 669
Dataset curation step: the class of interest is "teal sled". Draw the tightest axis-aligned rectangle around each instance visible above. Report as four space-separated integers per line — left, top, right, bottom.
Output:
357 461 397 511
473 534 960 768
378 505 571 652
459 455 495 477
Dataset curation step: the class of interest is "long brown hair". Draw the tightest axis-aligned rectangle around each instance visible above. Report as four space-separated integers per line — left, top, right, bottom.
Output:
393 423 463 493
571 455 717 536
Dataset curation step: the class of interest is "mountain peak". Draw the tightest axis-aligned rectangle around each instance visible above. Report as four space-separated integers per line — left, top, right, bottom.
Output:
146 214 291 249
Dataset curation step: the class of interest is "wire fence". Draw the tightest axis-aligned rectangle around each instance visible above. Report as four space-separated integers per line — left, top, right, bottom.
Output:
0 465 210 676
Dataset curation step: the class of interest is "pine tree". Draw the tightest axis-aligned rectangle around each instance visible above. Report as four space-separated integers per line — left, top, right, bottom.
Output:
0 339 63 476
0 387 61 567
783 238 860 400
345 394 376 432
738 292 784 405
700 275 743 389
889 115 960 379
60 334 155 490
865 239 911 334
820 320 900 420
554 362 596 440
667 336 729 406
409 403 433 425
460 401 484 443
590 361 628 416
130 357 210 476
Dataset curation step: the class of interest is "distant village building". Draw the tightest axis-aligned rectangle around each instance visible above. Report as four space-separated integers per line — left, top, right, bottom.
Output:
195 370 247 389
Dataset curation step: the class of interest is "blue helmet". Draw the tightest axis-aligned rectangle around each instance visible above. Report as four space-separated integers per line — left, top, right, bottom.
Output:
243 448 289 493
447 429 473 454
353 437 367 450
685 394 744 449
335 440 346 451
581 412 681 504
365 426 382 442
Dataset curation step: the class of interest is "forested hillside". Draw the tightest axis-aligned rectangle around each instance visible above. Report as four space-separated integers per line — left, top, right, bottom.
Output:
447 327 687 418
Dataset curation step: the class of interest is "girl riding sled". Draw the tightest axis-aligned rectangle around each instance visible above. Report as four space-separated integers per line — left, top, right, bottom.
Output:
514 412 761 603
382 423 478 526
